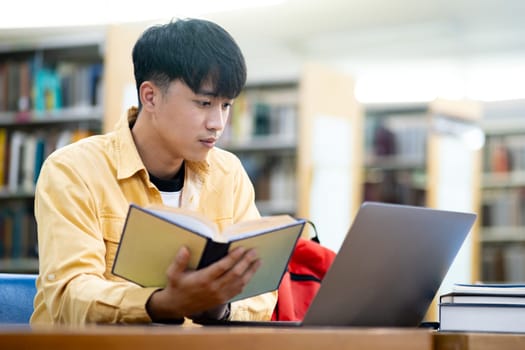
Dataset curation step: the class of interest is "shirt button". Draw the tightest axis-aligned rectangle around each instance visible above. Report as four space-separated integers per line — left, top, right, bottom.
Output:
47 274 55 281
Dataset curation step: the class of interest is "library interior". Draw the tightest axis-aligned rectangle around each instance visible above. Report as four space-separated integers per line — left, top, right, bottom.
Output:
1 0 525 342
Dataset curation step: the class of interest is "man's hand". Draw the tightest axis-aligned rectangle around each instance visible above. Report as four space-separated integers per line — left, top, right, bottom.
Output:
146 245 260 322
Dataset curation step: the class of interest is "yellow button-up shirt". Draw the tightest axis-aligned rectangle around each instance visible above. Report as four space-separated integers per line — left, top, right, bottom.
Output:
31 112 277 325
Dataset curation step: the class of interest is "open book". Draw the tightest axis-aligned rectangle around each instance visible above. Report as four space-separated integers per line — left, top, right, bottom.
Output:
112 204 306 302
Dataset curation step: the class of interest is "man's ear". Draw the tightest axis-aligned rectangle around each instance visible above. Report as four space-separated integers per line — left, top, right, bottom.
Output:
139 81 156 111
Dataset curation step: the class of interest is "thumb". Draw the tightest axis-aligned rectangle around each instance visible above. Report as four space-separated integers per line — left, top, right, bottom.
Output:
167 246 191 279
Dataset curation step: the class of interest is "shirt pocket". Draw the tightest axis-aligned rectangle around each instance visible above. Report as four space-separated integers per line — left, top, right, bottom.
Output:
100 215 125 281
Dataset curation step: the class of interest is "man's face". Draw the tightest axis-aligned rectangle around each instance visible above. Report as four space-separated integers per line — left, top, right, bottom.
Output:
151 79 233 163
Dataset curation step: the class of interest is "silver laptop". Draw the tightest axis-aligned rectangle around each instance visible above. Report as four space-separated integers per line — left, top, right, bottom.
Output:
197 201 477 327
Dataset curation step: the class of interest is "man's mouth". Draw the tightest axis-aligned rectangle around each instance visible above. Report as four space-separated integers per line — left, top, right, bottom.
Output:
200 137 217 147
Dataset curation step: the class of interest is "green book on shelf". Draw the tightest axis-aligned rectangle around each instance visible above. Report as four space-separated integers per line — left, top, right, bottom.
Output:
112 204 305 303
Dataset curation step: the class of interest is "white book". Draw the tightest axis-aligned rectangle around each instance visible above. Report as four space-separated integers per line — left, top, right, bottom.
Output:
439 303 525 333
21 134 36 193
439 283 525 332
452 283 525 295
441 292 525 305
55 129 72 150
7 131 25 193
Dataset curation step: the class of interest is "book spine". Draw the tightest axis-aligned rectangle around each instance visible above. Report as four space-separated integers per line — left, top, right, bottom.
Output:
197 240 230 270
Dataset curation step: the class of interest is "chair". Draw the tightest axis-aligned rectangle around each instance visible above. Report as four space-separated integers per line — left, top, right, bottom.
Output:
0 273 37 323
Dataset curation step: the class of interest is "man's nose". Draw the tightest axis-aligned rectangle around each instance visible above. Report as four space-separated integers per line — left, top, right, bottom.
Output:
207 106 227 131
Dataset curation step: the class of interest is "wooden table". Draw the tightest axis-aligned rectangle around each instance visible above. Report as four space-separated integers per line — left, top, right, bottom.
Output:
0 325 434 350
434 332 525 350
6 325 525 349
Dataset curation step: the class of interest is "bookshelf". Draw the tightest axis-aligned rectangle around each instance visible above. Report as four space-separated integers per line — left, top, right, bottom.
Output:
0 38 105 273
362 98 483 321
218 82 298 216
479 99 525 283
363 101 428 207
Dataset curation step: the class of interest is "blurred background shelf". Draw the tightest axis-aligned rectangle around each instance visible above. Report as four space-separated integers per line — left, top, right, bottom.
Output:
481 226 525 243
480 99 525 282
0 257 38 273
0 38 104 273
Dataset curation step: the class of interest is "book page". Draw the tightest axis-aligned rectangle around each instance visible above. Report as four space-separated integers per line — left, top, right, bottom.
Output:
145 205 217 238
227 221 304 302
220 215 297 240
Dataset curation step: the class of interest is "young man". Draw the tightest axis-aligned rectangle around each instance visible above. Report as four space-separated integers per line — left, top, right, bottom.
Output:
31 18 276 324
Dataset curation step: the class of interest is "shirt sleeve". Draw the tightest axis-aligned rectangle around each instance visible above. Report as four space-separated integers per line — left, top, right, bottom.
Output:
230 291 278 321
33 154 156 325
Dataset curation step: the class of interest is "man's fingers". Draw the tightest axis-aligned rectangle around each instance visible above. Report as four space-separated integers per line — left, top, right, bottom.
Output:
203 246 245 278
220 248 261 284
166 246 191 280
204 247 258 280
228 246 247 261
230 248 259 277
234 255 261 284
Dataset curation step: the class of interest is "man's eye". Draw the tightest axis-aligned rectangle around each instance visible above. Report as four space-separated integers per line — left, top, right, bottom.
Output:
222 102 232 109
197 100 211 107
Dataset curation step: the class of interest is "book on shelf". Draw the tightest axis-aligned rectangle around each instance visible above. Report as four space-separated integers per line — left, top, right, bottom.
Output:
6 61 20 112
0 128 7 189
439 283 525 333
20 134 37 193
33 68 62 112
0 63 6 111
7 131 25 193
112 204 306 303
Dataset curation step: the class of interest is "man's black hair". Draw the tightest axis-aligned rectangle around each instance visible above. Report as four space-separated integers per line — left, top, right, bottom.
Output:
132 18 247 106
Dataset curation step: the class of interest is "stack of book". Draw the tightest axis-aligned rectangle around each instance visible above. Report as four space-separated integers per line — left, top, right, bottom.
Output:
439 283 525 333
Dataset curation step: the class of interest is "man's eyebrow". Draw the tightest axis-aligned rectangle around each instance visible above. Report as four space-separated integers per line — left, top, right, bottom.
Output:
196 89 218 97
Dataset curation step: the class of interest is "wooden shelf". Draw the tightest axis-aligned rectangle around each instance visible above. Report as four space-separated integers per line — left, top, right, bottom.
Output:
481 118 525 135
479 99 525 135
255 199 297 216
364 101 428 115
0 190 34 200
219 136 296 153
0 27 105 54
481 226 525 243
365 155 426 170
0 258 38 273
482 172 525 188
0 106 103 126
